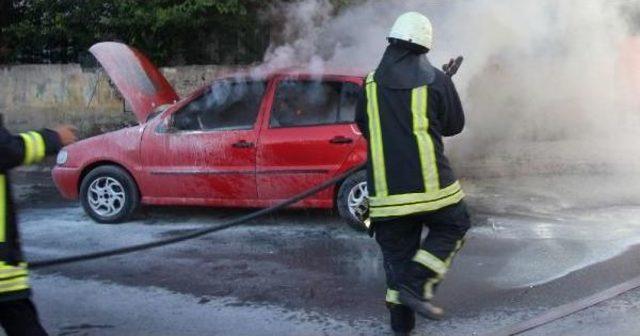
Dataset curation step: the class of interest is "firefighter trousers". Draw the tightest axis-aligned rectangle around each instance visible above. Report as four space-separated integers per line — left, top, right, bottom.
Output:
374 201 470 333
0 299 48 336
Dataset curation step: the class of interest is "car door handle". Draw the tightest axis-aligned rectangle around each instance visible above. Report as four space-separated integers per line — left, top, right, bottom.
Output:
232 140 255 149
329 136 353 144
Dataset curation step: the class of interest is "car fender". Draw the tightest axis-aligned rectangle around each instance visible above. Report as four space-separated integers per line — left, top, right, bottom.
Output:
67 126 144 184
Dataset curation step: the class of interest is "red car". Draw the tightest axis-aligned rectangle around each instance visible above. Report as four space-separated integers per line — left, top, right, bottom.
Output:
52 42 369 230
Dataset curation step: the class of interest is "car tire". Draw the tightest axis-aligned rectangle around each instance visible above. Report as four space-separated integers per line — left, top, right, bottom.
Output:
337 170 369 232
80 165 140 224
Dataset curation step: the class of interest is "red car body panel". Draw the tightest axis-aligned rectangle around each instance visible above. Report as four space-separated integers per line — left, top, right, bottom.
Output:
53 42 368 211
89 42 180 123
255 74 362 204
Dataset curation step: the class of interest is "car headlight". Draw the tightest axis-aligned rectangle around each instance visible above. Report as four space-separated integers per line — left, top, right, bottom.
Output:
56 150 68 165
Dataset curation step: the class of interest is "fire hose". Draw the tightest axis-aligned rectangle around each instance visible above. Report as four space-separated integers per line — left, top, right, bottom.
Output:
482 275 640 336
29 163 365 269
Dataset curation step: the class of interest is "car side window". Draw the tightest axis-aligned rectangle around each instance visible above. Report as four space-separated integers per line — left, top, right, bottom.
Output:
270 80 345 128
173 81 266 131
339 82 361 123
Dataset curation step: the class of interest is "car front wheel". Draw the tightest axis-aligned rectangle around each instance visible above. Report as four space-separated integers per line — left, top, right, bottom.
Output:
80 165 140 224
337 170 369 232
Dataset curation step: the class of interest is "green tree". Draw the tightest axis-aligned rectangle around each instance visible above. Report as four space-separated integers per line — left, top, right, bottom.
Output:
0 0 11 62
1 0 362 65
2 0 268 65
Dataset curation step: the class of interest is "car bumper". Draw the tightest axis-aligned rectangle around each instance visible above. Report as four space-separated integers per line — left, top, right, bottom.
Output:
52 166 81 199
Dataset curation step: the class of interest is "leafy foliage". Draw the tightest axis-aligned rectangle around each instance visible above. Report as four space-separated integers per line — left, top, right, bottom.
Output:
1 0 268 65
0 0 360 65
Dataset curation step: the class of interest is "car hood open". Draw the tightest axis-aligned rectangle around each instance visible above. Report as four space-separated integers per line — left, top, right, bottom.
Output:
89 42 180 124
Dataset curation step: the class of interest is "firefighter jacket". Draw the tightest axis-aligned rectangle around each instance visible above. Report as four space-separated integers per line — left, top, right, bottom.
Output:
355 65 466 220
1 125 61 302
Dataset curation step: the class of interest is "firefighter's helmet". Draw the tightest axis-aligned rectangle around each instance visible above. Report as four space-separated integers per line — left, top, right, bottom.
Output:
388 12 433 50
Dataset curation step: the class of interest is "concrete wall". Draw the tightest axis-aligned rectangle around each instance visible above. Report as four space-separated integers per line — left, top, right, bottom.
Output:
0 64 240 135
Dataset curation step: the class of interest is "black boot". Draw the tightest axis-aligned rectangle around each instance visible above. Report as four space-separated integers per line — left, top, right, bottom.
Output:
398 286 445 320
388 303 415 335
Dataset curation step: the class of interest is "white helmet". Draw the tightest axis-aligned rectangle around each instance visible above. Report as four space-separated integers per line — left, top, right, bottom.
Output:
388 12 433 50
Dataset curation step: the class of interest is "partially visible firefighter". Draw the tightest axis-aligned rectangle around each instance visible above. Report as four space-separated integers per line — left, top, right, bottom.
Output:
355 12 470 336
0 115 77 335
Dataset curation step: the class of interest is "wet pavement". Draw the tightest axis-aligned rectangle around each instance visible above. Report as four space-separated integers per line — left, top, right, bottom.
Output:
5 169 640 335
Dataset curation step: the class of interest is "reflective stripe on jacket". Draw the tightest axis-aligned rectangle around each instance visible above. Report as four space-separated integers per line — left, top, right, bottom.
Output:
356 71 465 219
1 126 61 302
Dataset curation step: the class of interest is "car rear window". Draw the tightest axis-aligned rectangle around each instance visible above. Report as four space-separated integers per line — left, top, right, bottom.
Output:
270 80 361 128
339 82 360 123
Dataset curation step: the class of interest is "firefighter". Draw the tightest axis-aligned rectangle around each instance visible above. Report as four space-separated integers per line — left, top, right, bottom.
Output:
355 12 470 336
0 116 77 335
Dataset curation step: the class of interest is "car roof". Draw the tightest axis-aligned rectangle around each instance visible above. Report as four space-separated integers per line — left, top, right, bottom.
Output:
182 66 369 102
271 66 369 78
214 66 369 82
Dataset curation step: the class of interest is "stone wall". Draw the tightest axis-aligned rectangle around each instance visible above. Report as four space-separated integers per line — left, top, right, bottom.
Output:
0 64 240 135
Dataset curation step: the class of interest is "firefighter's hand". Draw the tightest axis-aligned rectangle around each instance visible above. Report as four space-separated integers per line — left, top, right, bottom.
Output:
443 56 464 77
54 125 78 146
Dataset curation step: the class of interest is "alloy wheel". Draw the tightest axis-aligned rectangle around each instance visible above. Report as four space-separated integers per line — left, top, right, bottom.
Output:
87 177 126 217
348 181 369 222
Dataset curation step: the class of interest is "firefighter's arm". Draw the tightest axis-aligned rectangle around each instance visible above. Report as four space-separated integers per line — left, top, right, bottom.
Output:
0 127 63 170
355 79 370 139
440 75 465 137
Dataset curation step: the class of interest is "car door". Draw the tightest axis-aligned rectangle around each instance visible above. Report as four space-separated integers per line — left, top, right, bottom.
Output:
256 76 362 204
139 80 266 203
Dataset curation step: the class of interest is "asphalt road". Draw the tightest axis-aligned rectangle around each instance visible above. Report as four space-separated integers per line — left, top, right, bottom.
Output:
4 169 640 336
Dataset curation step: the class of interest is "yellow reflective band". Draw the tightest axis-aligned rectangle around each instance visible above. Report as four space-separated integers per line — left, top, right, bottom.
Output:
365 74 388 197
0 276 29 294
370 188 464 218
366 72 375 84
370 181 462 207
385 289 401 304
421 240 465 300
0 175 4 242
0 263 30 294
0 267 28 278
0 262 28 273
423 278 438 300
0 284 29 294
19 133 36 165
29 131 46 162
411 85 439 192
0 272 28 281
413 250 448 276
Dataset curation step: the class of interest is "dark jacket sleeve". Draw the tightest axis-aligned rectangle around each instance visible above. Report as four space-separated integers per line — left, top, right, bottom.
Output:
439 75 465 137
355 79 369 140
0 127 62 171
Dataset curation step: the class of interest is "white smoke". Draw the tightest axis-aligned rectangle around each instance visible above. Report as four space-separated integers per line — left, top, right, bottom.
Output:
260 0 640 182
259 0 333 73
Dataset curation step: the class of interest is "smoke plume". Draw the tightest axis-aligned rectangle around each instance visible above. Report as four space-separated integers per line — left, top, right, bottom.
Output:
261 0 640 181
255 0 640 209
